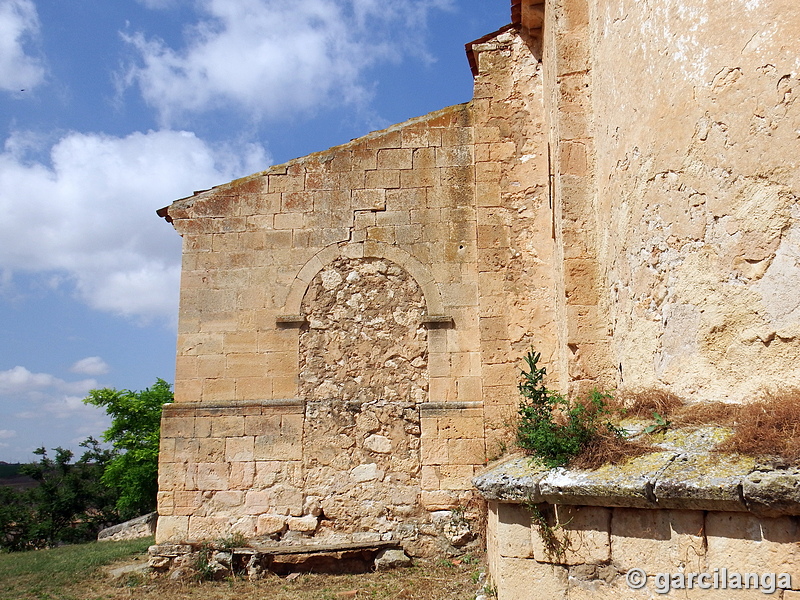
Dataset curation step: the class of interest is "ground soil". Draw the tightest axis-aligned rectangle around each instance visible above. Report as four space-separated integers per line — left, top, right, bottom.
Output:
66 555 485 600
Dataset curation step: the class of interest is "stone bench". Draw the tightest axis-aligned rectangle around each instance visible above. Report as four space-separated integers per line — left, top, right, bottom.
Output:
474 426 800 599
148 538 407 578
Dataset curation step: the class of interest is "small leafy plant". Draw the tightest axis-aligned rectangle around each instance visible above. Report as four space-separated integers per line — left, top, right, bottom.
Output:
644 411 671 435
516 349 623 467
216 531 248 550
193 542 216 581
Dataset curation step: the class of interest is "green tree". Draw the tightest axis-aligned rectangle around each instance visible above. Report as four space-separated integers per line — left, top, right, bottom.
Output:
0 486 32 551
83 378 173 520
19 438 119 548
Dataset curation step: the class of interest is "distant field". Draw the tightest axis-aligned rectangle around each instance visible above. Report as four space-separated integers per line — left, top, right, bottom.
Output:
0 463 36 491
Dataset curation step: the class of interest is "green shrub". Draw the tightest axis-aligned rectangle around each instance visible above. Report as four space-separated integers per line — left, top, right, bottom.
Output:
516 350 622 467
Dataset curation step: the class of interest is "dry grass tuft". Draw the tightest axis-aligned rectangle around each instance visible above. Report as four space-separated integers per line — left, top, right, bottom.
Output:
672 401 740 426
63 560 482 600
615 389 683 419
559 387 800 468
569 429 655 470
716 390 800 464
615 387 800 465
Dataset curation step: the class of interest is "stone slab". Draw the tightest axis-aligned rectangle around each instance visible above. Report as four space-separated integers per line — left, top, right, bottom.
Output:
743 467 800 517
472 456 548 502
538 452 676 508
653 452 755 511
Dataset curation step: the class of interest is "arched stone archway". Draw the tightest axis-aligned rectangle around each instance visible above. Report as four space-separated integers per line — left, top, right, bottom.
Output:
282 241 446 319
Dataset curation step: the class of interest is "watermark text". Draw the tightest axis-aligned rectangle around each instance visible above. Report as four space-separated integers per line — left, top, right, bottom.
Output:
625 568 792 595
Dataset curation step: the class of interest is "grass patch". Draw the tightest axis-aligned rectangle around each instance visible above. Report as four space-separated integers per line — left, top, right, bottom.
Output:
0 536 153 600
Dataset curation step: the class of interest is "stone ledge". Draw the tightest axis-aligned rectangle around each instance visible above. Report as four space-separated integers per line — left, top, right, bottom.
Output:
163 398 305 412
421 315 455 328
473 427 800 515
275 314 306 327
420 401 483 416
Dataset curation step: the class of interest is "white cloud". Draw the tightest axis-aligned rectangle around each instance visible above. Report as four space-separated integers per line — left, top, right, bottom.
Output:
70 356 110 376
0 0 45 92
0 365 58 394
0 365 107 445
0 129 267 320
122 0 453 125
42 395 101 420
0 365 97 397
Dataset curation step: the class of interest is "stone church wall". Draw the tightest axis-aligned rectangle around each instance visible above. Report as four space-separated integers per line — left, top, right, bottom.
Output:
155 23 556 553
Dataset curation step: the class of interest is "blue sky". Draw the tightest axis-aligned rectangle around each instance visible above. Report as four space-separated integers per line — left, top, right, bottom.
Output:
0 0 511 462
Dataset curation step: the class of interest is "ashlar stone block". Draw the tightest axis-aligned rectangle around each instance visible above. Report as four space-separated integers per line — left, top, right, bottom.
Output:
155 516 189 544
705 512 800 581
497 502 534 558
494 557 568 600
611 508 706 575
530 505 611 566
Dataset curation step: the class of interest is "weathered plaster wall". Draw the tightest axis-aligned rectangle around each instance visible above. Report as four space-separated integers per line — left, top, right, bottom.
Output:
592 0 800 400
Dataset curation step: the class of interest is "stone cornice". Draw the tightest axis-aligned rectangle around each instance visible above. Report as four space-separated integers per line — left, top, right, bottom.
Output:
474 427 800 517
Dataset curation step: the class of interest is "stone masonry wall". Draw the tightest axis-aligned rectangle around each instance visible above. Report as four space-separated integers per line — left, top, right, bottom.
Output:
299 257 428 404
469 25 557 458
156 22 555 552
156 0 800 561
298 257 430 551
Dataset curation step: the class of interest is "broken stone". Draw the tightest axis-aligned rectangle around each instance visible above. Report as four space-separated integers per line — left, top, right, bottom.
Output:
444 521 472 547
148 555 170 570
374 548 412 570
287 514 319 532
364 434 392 453
351 463 383 482
257 513 287 535
212 551 232 569
168 566 194 581
149 543 192 557
98 511 157 542
303 495 323 517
